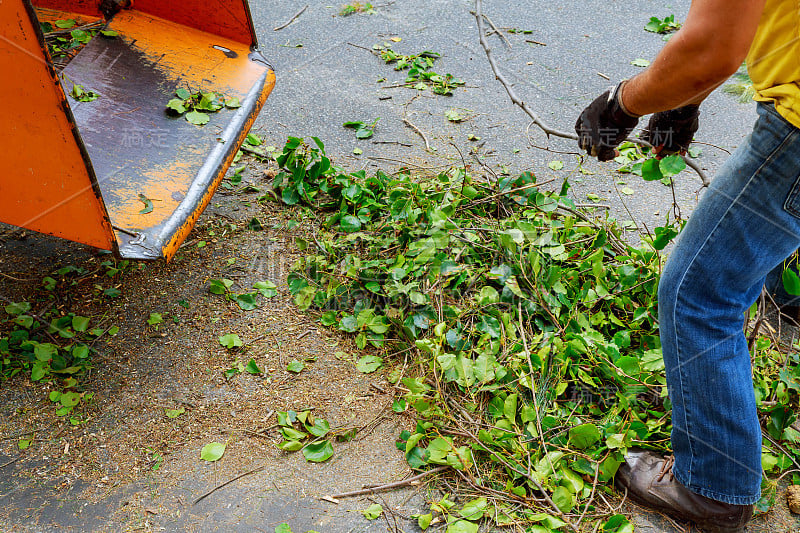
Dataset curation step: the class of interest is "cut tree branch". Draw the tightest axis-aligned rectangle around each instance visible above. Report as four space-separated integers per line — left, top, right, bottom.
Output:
324 466 448 500
473 0 710 187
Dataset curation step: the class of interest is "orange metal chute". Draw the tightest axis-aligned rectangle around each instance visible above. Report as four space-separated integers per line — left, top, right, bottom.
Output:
0 0 114 251
0 0 275 260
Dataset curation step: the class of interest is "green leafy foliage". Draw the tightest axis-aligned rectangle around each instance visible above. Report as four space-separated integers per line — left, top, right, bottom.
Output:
723 67 756 103
273 136 800 529
361 503 383 519
1 302 113 393
343 118 380 139
218 333 243 349
164 88 240 125
69 84 99 102
42 19 112 67
208 279 275 310
374 44 465 95
276 409 334 462
644 15 682 34
340 1 374 15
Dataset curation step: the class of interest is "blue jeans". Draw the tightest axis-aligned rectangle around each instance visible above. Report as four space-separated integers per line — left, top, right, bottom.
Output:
659 102 800 505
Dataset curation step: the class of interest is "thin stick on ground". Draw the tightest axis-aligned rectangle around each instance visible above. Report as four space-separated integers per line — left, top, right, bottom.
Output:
472 0 710 187
325 466 448 500
273 4 309 31
482 13 511 49
192 465 266 505
403 95 431 151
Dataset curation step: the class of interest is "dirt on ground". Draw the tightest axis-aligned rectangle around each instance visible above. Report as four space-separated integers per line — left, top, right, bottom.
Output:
0 158 425 532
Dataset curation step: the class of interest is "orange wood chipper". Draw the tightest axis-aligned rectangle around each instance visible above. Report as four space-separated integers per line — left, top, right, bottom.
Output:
1 0 275 260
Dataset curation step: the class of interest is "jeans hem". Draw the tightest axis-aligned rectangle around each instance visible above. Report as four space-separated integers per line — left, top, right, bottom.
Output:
672 468 760 506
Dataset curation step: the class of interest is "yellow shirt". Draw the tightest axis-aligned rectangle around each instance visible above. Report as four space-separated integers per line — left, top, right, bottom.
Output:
747 0 800 128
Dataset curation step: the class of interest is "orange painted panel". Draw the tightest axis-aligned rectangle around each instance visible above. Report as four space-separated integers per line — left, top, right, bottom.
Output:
0 0 115 250
133 0 256 45
31 0 102 18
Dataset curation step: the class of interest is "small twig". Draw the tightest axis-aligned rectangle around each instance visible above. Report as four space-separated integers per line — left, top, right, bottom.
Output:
112 225 139 238
0 272 29 281
574 203 611 209
473 0 710 187
525 39 547 46
0 457 22 469
273 5 309 31
239 144 268 158
367 156 451 171
372 140 411 147
325 466 448 500
482 14 511 49
691 140 731 154
402 118 430 150
346 42 379 55
193 465 266 504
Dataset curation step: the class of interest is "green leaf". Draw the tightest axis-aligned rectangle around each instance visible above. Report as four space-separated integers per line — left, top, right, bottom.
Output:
165 407 185 418
246 133 264 146
219 333 243 349
355 127 373 139
54 19 76 28
356 355 383 373
287 359 305 373
234 293 258 310
175 88 192 100
278 439 304 451
783 268 800 295
68 315 89 333
602 514 635 533
60 391 81 407
185 110 210 125
5 302 31 315
445 109 464 122
459 497 487 520
245 359 263 374
445 520 478 533
660 154 686 177
630 58 650 67
166 98 187 114
340 215 362 232
640 158 664 181
417 513 433 530
254 280 278 297
274 524 293 533
552 485 575 513
302 440 334 462
138 193 154 214
35 343 57 362
100 29 118 37
361 503 383 520
568 423 602 449
306 418 330 437
548 160 564 170
200 441 226 461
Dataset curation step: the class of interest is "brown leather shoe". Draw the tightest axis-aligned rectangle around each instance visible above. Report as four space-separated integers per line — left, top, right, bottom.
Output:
615 450 753 533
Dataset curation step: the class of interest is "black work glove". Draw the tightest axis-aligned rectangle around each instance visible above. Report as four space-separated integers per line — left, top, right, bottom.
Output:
575 82 640 162
641 105 700 156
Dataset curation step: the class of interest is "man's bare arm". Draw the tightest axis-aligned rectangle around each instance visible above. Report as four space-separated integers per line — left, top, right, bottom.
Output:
622 0 766 116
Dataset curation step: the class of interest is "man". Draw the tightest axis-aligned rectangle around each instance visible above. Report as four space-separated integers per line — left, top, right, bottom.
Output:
576 0 798 531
